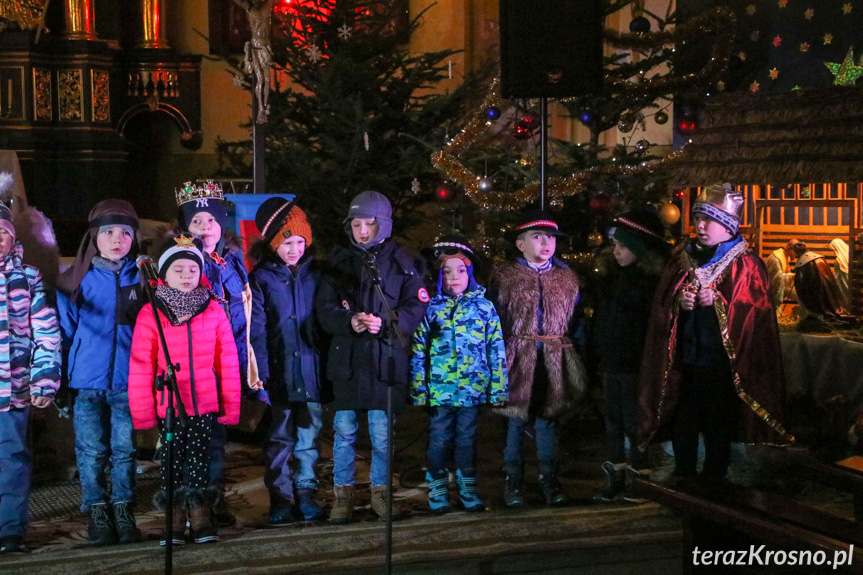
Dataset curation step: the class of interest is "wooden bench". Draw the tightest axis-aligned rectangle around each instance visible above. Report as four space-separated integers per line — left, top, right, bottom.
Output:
632 477 863 573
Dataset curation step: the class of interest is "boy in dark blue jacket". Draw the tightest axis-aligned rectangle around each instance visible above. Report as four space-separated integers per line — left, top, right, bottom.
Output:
249 198 325 524
57 200 144 546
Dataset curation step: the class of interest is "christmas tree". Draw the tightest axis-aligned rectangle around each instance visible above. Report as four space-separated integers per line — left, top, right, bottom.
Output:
216 0 485 246
432 3 734 256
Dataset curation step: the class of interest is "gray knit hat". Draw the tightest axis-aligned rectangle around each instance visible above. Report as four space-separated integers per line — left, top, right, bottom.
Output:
345 190 392 244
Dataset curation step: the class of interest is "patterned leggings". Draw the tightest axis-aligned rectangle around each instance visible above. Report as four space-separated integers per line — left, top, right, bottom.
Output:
160 413 215 495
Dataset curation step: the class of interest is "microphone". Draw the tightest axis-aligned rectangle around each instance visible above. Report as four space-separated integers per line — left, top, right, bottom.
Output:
136 255 159 286
363 252 382 285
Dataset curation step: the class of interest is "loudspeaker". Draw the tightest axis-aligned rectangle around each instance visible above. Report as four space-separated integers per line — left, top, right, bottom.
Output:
499 0 603 99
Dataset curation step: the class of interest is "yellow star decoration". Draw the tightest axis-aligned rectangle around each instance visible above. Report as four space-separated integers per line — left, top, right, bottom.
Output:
824 33 834 45
716 80 726 91
842 3 852 14
769 68 779 79
738 51 747 61
174 235 196 248
825 48 863 86
804 8 814 19
746 4 757 15
750 81 760 92
800 42 810 52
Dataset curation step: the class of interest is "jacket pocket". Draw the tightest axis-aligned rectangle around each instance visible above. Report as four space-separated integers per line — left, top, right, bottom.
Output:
327 339 352 382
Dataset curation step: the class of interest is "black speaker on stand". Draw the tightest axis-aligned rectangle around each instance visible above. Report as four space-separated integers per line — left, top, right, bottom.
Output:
499 0 604 99
499 0 604 209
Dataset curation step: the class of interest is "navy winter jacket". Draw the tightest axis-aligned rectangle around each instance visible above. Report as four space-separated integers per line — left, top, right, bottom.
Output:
57 259 143 391
204 248 249 381
250 257 323 403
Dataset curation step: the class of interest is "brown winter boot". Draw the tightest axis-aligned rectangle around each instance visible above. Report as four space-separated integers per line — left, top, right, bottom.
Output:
370 485 402 521
159 507 187 546
330 485 354 525
189 505 219 544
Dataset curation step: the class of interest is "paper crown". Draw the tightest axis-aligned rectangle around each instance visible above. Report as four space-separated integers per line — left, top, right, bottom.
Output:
175 180 224 207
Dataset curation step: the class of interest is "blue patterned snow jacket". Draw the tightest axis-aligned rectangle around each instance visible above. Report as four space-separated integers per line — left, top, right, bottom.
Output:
410 286 508 407
0 244 60 411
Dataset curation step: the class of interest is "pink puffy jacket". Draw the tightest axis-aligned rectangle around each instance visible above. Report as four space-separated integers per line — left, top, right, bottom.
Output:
128 299 241 430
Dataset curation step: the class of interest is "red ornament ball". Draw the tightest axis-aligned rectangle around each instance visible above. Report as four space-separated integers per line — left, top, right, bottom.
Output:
588 194 613 215
513 120 534 140
434 182 457 203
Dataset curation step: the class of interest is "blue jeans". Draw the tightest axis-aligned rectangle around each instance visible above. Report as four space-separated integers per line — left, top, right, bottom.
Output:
427 405 479 472
73 389 136 511
265 402 323 498
333 410 390 487
503 416 559 469
0 408 30 537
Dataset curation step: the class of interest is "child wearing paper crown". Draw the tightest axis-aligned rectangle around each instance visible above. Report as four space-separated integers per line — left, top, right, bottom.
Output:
249 197 326 524
590 209 669 504
175 180 253 526
410 235 507 513
0 202 61 553
638 183 794 481
316 190 428 524
56 199 144 546
487 209 587 508
128 234 241 545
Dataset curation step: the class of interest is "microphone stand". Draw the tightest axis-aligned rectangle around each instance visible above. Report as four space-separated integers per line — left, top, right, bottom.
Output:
138 265 187 575
362 253 408 575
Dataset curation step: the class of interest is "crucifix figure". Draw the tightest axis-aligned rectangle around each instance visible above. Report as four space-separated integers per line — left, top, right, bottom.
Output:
234 0 277 124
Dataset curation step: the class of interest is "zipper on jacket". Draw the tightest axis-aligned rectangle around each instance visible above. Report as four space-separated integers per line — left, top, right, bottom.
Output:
187 323 199 415
107 271 120 388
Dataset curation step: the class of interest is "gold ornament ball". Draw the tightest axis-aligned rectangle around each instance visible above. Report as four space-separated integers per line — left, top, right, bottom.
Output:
659 202 681 225
587 231 604 247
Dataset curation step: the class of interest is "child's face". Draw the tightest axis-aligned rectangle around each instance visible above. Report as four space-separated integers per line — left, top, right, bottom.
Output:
441 258 469 296
612 239 638 267
693 213 732 247
96 226 133 261
164 259 201 292
0 229 13 259
351 218 378 245
187 211 222 252
277 235 306 266
516 231 556 265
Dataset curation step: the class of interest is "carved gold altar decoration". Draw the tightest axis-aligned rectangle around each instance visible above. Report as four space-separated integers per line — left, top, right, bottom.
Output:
32 68 51 121
91 70 109 122
0 0 45 30
58 70 83 122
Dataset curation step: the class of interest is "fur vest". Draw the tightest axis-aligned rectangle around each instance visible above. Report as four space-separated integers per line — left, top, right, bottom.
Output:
490 260 587 420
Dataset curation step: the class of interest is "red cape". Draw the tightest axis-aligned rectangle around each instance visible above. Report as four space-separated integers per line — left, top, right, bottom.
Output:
638 240 794 446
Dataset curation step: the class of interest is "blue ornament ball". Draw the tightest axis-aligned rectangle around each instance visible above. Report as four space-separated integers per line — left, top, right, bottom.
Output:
629 16 650 33
485 106 501 120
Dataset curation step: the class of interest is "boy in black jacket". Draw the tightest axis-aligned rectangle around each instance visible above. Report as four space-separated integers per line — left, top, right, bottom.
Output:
591 209 668 503
316 191 427 523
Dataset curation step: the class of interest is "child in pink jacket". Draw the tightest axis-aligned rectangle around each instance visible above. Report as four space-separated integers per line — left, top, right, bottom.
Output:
128 234 240 545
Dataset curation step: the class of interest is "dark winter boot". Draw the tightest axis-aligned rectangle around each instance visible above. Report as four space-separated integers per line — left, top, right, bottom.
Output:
296 488 324 521
159 508 187 546
330 485 354 525
456 469 485 512
425 469 452 514
211 491 237 528
268 493 296 526
538 464 569 506
622 466 651 504
503 463 524 508
592 461 627 503
189 505 219 544
112 502 141 544
87 503 118 546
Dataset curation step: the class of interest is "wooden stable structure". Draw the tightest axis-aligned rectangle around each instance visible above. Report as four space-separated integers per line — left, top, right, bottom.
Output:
670 87 863 315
